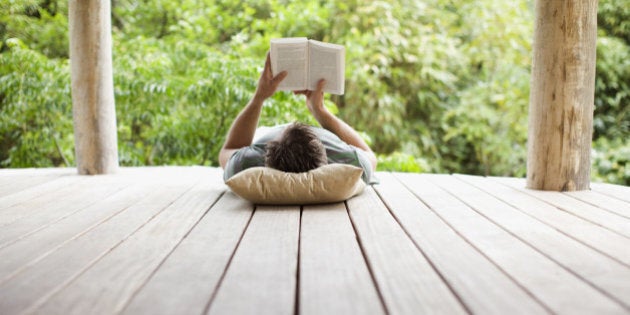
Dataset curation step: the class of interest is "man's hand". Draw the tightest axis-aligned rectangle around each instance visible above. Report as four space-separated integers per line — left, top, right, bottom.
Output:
254 52 287 101
294 79 327 118
219 53 286 168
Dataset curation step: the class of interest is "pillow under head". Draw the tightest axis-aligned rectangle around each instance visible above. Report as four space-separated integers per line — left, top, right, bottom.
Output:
225 164 366 205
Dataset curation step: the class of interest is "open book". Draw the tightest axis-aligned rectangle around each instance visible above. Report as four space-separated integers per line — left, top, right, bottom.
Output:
270 38 345 95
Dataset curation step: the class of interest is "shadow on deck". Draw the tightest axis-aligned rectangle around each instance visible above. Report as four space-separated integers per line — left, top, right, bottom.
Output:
0 167 629 315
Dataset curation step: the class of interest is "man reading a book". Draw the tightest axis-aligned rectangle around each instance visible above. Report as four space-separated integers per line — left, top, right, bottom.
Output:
219 53 377 184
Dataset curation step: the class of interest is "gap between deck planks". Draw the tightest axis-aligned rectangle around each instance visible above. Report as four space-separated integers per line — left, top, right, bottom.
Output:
28 169 225 314
397 173 628 314
0 170 214 313
443 174 630 309
1 168 629 315
495 177 630 239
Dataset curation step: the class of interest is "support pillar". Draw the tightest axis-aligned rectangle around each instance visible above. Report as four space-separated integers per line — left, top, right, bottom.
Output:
527 0 598 191
69 0 119 174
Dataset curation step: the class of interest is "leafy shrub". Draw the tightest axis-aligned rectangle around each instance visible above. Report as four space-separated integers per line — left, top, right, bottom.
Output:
0 40 73 167
1 0 629 184
0 1 69 58
598 0 630 45
377 152 431 173
594 36 630 140
592 138 630 185
112 36 313 166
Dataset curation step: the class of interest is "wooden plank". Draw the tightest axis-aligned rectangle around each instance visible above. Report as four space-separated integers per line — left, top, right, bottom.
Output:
591 182 630 203
115 166 212 177
29 171 225 314
121 192 254 315
0 183 155 282
0 177 129 235
0 174 68 198
0 168 75 177
0 175 89 211
0 175 203 314
207 206 300 315
440 174 630 309
398 173 627 314
0 175 126 228
298 202 384 315
496 177 630 239
346 186 467 315
373 173 548 315
457 175 630 267
0 167 203 231
564 190 630 220
0 178 131 249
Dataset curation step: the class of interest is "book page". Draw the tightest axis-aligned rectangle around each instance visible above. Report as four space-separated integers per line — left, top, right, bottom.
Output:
307 40 345 95
270 38 308 91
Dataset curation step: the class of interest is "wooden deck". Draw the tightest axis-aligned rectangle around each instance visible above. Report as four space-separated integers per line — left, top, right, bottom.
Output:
0 167 629 315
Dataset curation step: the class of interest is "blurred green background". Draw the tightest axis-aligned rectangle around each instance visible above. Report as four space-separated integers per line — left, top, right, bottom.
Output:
1 0 628 184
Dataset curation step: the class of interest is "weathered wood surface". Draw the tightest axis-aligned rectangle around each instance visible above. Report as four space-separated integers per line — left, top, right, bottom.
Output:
1 167 629 315
299 202 383 315
69 0 119 174
527 0 599 191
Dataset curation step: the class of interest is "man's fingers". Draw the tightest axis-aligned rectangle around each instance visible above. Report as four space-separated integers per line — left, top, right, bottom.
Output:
273 71 288 84
316 79 326 92
265 51 271 68
263 52 273 77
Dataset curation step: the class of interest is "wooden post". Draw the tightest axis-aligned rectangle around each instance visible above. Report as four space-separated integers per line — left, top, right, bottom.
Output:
69 0 119 174
527 0 598 191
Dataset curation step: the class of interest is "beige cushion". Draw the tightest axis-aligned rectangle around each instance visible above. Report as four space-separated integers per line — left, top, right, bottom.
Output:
225 164 366 205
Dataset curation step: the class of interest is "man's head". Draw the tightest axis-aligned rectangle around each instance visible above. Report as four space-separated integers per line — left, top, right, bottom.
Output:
265 122 327 173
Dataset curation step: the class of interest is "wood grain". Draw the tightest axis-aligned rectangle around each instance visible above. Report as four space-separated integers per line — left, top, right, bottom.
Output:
207 206 300 315
299 202 384 315
69 0 118 174
29 173 224 314
0 174 69 198
527 0 598 191
496 177 630 239
400 173 626 314
0 175 88 211
374 173 548 314
0 179 201 314
591 182 630 203
462 176 630 266
564 190 630 220
0 177 130 248
445 174 630 309
347 186 467 315
1 168 628 314
121 192 254 315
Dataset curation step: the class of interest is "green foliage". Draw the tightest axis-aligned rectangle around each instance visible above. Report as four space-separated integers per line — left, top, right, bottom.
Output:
0 39 73 167
598 0 630 45
592 138 630 185
0 1 69 58
377 152 431 173
331 0 463 160
0 0 629 184
444 66 530 176
441 0 532 176
594 36 630 140
112 36 313 166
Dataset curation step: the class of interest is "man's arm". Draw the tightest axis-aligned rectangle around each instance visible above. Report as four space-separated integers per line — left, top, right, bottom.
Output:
294 80 378 171
219 53 287 168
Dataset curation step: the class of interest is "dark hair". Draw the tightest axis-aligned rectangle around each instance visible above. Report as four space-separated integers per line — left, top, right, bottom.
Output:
264 122 327 173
